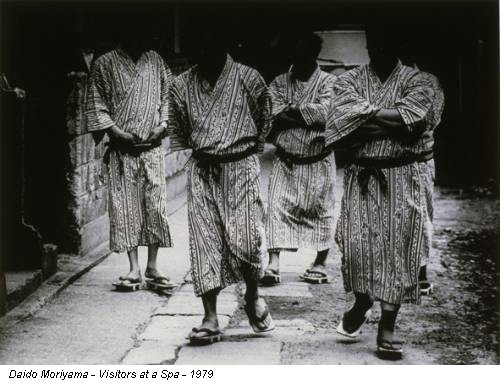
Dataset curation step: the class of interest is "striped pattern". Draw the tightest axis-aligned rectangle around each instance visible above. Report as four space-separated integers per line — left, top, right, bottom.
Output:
420 72 445 266
325 62 435 158
269 67 336 156
168 55 271 155
85 49 172 252
336 162 427 304
421 158 435 267
327 63 436 304
267 67 336 251
168 55 269 296
187 156 264 296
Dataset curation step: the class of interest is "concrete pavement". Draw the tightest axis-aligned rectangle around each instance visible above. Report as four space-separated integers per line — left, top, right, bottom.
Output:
0 146 498 364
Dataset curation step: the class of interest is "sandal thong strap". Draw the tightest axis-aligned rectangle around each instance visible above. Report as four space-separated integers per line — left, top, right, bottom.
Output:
377 336 404 349
188 327 221 340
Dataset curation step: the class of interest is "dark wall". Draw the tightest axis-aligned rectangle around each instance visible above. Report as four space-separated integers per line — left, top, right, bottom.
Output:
175 0 499 188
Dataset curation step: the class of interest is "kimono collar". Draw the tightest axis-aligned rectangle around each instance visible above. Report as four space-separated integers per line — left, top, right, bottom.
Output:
368 59 403 86
220 54 235 79
194 54 235 92
116 47 148 63
196 54 234 79
289 63 320 83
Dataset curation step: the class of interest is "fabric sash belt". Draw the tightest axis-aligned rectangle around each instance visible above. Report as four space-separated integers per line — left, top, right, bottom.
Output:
192 145 259 165
275 146 332 168
353 151 434 195
192 145 259 180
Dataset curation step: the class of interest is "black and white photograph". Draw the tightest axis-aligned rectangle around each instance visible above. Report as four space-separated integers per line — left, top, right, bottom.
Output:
0 0 499 368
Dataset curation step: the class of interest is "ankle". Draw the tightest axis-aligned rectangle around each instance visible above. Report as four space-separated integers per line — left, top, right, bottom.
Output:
312 260 326 267
378 309 398 339
203 314 218 323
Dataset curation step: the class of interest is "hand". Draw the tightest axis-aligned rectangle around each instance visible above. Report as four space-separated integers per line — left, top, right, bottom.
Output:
147 125 166 144
358 122 391 138
274 113 303 130
283 104 301 119
109 125 139 144
118 131 139 145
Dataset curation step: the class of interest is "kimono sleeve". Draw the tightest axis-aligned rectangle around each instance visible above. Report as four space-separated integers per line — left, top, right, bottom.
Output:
324 70 379 147
246 70 272 152
298 73 336 128
85 58 115 132
425 74 445 129
268 75 288 119
167 76 191 151
394 71 435 137
158 55 173 126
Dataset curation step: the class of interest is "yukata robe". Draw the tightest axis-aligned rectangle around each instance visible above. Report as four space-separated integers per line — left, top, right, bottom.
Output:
168 55 271 296
326 62 435 304
266 67 336 251
419 72 445 266
86 49 172 253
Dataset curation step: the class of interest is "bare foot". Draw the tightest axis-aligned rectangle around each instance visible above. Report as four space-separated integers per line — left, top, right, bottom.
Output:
145 268 170 281
190 316 220 339
119 270 141 282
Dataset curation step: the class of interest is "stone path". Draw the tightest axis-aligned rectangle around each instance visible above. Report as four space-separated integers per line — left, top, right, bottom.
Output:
0 146 497 364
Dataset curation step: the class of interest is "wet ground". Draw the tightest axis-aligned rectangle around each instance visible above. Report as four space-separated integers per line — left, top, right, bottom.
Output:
264 187 500 364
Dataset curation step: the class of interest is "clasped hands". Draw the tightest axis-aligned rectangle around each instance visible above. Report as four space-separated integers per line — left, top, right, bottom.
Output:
273 104 304 129
110 123 167 146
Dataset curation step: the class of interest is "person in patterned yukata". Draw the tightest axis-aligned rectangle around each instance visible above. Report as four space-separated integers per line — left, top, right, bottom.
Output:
408 44 445 296
400 34 445 296
261 33 336 286
169 28 274 345
326 26 435 359
86 24 174 292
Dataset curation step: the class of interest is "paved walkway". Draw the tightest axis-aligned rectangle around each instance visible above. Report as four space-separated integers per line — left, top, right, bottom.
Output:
0 147 498 364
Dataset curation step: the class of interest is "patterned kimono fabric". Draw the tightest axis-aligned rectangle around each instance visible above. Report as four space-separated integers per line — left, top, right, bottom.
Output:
169 55 271 297
267 66 336 251
419 72 445 266
85 49 173 253
326 62 435 304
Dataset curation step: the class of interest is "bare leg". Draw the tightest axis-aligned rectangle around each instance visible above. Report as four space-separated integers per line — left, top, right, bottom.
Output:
341 292 374 333
303 249 330 283
190 290 220 339
120 247 141 280
313 249 329 267
144 244 175 288
244 268 274 331
145 243 167 278
418 265 426 281
146 243 159 271
266 250 280 272
378 302 401 344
